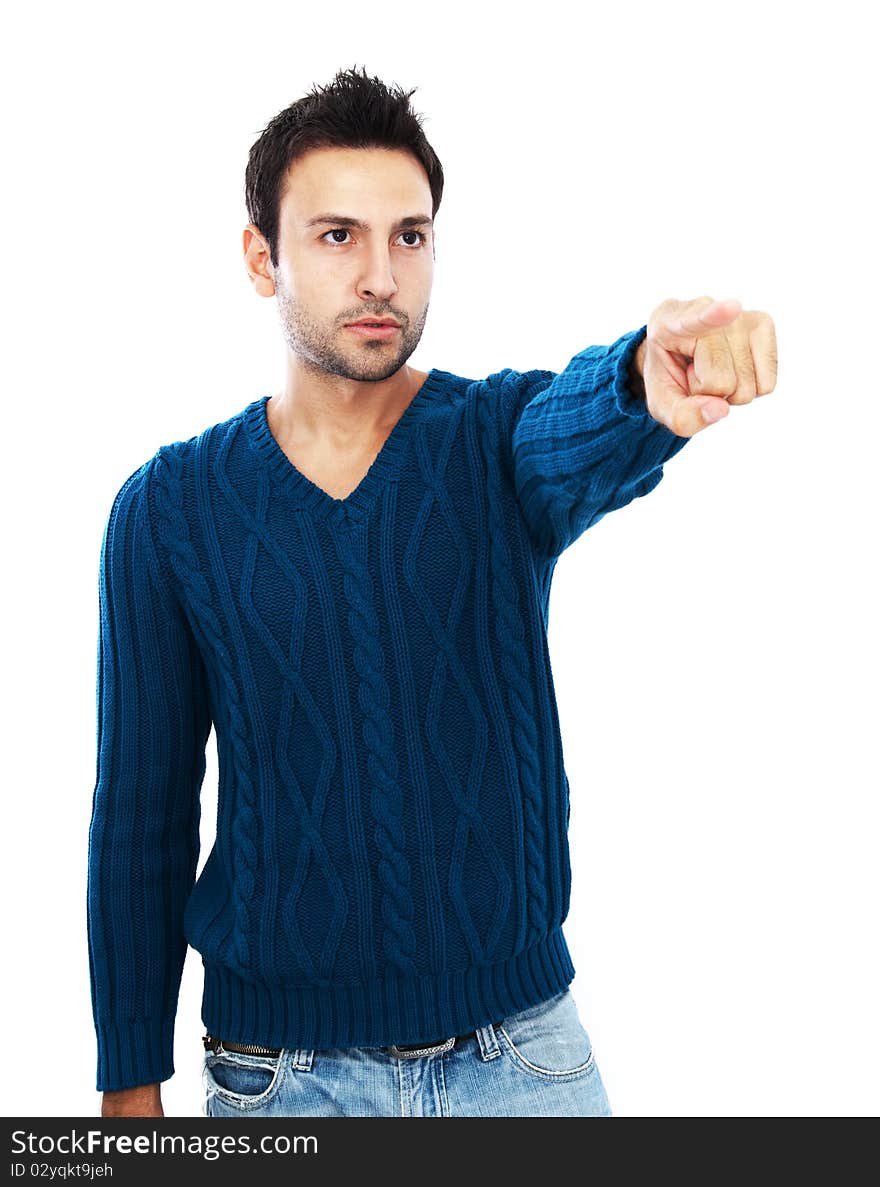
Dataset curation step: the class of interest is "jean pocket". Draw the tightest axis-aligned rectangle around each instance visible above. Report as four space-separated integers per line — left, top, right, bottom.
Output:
204 1049 286 1109
495 989 596 1081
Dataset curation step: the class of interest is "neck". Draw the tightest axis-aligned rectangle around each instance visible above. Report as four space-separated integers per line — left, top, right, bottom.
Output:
269 361 428 448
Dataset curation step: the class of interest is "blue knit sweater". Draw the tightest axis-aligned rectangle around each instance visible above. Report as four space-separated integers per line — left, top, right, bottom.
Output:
87 324 689 1092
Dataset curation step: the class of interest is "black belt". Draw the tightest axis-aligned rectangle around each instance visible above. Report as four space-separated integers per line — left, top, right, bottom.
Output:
203 1021 503 1061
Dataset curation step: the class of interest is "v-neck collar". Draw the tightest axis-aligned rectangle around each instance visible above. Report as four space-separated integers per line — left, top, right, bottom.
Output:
241 369 451 521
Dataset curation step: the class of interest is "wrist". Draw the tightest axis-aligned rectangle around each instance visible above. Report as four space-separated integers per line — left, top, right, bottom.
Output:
101 1083 163 1118
629 338 648 399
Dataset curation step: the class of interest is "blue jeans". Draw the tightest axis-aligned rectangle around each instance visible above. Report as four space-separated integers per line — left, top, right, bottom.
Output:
202 988 612 1117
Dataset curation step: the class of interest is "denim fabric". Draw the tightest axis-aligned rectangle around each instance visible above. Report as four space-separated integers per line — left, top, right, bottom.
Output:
202 988 611 1117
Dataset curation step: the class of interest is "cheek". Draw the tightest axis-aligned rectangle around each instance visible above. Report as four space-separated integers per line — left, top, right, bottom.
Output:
285 262 342 312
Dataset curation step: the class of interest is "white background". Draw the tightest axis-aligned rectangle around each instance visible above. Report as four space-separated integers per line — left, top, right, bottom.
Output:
2 0 877 1118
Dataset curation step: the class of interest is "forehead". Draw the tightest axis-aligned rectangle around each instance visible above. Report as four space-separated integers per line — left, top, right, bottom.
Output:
280 146 431 225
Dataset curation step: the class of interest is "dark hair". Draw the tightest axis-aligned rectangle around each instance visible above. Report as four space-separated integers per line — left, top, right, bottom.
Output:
245 65 444 269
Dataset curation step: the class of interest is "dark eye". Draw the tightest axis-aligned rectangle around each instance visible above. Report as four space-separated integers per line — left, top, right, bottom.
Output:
320 228 427 247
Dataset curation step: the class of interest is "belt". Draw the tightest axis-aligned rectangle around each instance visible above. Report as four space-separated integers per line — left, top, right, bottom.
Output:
203 1021 503 1061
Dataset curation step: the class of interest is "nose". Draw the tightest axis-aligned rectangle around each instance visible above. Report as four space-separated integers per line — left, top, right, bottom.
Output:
356 245 398 304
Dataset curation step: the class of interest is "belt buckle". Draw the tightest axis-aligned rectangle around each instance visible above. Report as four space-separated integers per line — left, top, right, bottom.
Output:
387 1035 456 1059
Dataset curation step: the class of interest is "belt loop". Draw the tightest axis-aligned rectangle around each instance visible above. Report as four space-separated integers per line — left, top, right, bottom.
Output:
290 1047 315 1071
476 1021 502 1062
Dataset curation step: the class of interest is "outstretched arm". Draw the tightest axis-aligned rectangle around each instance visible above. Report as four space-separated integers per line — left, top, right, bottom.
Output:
509 296 777 558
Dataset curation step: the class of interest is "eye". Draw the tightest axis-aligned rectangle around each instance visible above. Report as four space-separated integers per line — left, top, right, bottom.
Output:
320 228 427 247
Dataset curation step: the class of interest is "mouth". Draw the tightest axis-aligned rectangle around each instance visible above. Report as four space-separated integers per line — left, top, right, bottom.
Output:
345 322 400 339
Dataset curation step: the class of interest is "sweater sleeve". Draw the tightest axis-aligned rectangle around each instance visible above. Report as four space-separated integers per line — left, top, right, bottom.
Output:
87 456 213 1093
509 324 690 558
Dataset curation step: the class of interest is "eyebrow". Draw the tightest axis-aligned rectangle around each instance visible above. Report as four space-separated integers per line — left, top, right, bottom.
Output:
304 213 433 231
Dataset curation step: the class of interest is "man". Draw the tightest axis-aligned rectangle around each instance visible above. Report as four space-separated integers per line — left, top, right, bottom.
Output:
87 65 777 1118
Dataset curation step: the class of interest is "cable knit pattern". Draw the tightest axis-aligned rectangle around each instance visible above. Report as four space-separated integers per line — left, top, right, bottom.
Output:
330 510 417 978
87 324 691 1091
474 386 547 946
152 443 259 973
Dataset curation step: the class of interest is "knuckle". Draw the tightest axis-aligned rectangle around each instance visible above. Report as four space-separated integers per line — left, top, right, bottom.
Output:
702 378 736 397
730 387 756 405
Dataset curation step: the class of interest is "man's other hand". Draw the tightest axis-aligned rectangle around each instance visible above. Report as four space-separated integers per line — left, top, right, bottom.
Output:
101 1083 164 1117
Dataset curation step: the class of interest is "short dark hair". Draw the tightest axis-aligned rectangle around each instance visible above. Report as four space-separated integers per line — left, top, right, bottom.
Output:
245 64 444 269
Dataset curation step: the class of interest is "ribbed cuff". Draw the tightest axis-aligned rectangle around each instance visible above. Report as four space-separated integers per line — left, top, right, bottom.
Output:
613 325 655 420
95 1015 176 1092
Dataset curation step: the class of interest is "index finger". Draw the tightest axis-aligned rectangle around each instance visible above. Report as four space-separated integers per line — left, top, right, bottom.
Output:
669 297 743 338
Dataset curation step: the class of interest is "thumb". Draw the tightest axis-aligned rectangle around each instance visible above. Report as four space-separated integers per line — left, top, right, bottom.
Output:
695 396 730 427
649 354 731 437
686 359 730 430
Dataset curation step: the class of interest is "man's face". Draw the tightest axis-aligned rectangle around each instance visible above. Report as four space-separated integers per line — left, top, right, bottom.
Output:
271 146 434 384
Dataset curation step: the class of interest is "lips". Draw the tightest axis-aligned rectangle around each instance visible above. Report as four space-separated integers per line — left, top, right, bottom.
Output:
345 322 400 339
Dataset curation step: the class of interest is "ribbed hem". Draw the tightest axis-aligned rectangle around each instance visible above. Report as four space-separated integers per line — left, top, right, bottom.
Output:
95 1015 176 1092
202 926 576 1050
